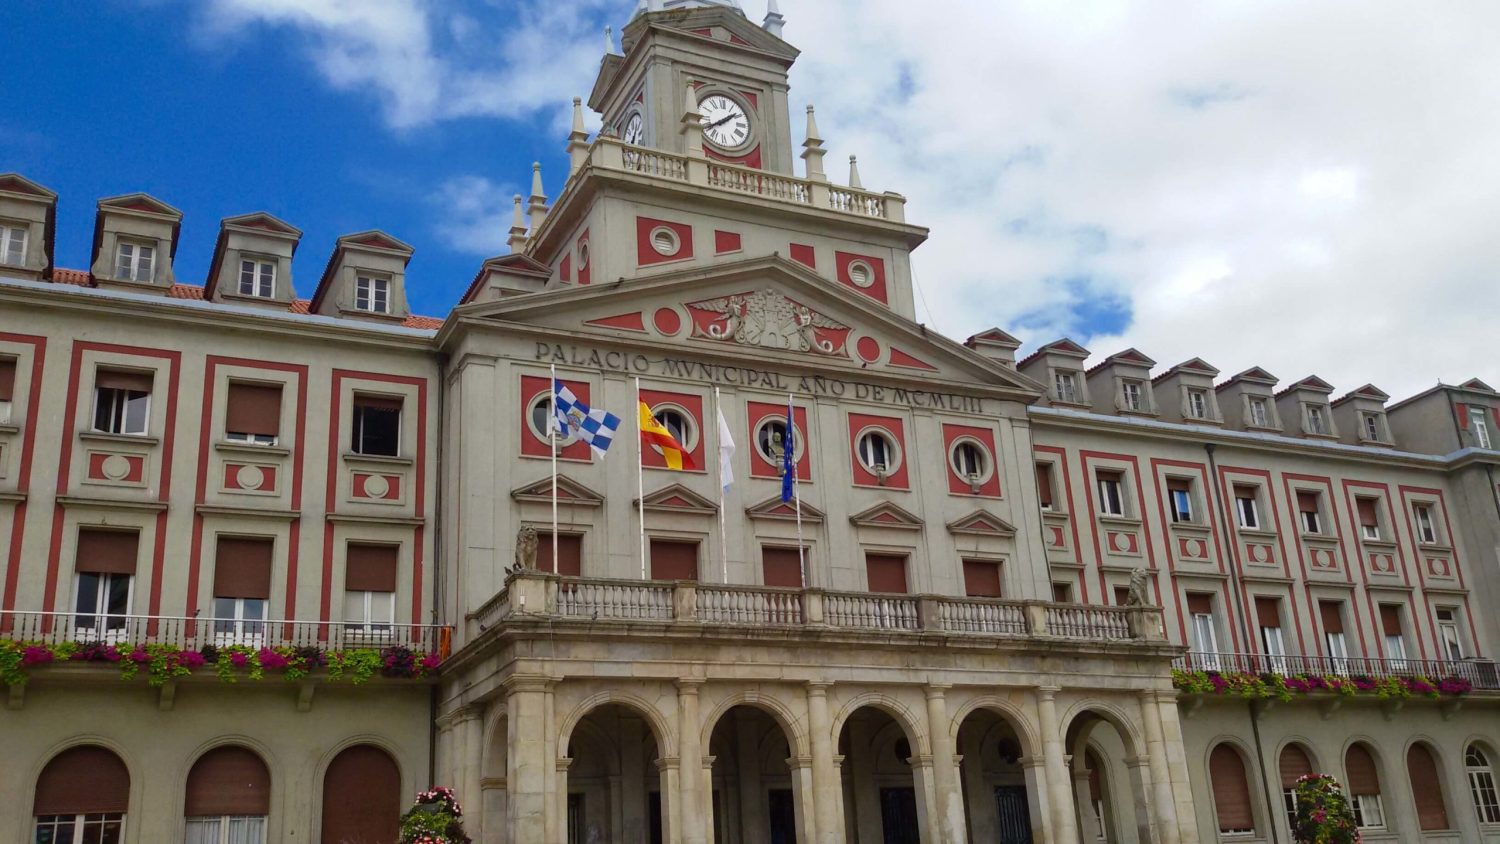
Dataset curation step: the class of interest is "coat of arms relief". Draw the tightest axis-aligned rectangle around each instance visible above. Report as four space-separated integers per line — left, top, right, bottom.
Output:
687 288 850 357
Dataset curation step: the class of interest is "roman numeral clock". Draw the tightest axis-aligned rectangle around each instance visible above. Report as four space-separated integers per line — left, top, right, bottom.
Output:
698 92 752 150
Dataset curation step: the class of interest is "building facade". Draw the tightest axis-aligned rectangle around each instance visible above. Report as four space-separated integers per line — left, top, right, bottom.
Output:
1 3 1498 843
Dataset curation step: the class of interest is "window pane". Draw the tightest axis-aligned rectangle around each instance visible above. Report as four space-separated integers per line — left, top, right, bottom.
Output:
123 392 149 434
104 574 130 616
372 591 395 626
344 590 367 625
185 818 221 844
353 406 401 456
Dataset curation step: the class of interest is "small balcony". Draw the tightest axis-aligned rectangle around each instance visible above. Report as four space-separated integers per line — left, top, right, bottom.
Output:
2 610 450 651
1173 650 1500 692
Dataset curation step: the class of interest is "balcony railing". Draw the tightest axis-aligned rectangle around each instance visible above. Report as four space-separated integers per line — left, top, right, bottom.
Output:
1174 651 1500 690
473 573 1164 646
1 611 450 654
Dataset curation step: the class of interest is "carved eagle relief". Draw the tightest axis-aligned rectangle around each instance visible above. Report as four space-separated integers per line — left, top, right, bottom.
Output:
688 288 849 356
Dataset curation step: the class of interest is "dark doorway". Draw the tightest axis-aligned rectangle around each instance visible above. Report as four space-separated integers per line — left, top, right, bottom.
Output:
649 791 663 844
768 788 797 844
880 786 920 843
567 793 585 844
994 785 1033 844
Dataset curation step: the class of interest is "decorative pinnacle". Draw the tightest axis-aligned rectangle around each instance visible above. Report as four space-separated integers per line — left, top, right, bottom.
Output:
529 162 545 203
510 195 525 230
570 97 586 136
804 105 823 145
604 25 616 55
848 155 864 189
763 0 786 37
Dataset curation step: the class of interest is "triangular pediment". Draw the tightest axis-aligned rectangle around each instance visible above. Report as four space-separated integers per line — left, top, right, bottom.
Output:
98 192 182 220
849 501 924 531
1164 357 1219 378
745 494 825 524
1283 374 1335 395
1105 347 1157 368
635 482 718 515
625 6 799 62
946 510 1018 537
1335 383 1389 405
0 173 57 200
1219 366 1279 390
966 327 1022 349
451 254 1044 398
1459 378 1497 395
339 230 414 256
222 212 302 239
511 475 604 507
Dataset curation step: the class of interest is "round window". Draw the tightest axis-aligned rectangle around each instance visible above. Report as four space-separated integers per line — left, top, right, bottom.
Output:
528 391 579 447
649 226 681 257
856 428 900 477
650 404 698 452
949 438 992 485
576 241 590 269
755 417 802 467
847 260 874 288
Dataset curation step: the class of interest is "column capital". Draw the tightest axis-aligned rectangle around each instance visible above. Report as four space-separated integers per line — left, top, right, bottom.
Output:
655 756 680 773
924 684 952 699
1125 755 1151 769
502 673 554 694
556 756 575 772
676 677 706 694
1036 685 1062 701
786 754 814 771
480 776 508 791
1019 755 1046 770
909 753 934 770
805 680 834 696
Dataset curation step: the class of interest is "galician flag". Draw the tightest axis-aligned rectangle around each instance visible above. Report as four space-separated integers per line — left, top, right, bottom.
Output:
553 379 621 460
717 407 735 492
780 396 796 503
639 402 698 470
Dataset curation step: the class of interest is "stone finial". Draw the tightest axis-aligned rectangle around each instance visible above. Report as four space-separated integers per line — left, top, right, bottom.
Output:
567 96 591 175
604 25 616 55
507 194 528 253
801 105 827 182
848 155 864 190
763 0 786 37
681 81 704 156
570 96 586 135
527 162 549 231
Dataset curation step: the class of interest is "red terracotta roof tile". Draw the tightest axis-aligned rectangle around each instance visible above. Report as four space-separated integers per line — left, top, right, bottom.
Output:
52 268 92 286
168 284 205 300
402 315 445 330
289 299 311 314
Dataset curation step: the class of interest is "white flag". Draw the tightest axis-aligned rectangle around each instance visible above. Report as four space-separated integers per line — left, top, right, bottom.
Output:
717 407 735 492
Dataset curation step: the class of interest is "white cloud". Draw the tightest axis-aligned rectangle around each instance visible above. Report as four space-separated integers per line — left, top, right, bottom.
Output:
433 175 522 255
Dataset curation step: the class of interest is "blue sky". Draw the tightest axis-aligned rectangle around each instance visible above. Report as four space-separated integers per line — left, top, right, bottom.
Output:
5 1 622 318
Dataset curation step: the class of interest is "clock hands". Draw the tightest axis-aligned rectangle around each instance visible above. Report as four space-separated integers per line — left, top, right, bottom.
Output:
704 112 738 130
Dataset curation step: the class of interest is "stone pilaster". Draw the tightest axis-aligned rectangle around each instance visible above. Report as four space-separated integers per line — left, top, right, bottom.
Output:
805 682 842 843
924 685 966 841
1138 689 1181 844
503 675 552 843
1036 686 1079 844
676 679 707 844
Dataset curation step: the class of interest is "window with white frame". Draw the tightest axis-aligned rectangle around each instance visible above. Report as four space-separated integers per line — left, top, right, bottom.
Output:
1475 413 1493 449
1234 485 1261 529
1054 370 1080 403
238 258 275 298
115 240 155 282
1437 608 1465 661
1361 412 1382 441
652 406 695 450
1187 388 1209 419
0 356 16 424
1257 597 1288 673
1096 470 1125 516
1356 497 1382 541
1320 600 1350 672
1121 379 1144 412
1468 744 1500 825
950 439 990 490
1188 594 1220 669
755 417 800 469
344 543 397 635
186 815 266 844
351 395 402 457
1249 397 1271 427
1380 604 1408 667
93 369 153 436
344 589 395 634
0 223 27 266
1414 503 1439 544
75 571 132 640
1305 404 1329 435
856 428 899 478
1168 478 1194 523
1351 794 1385 829
1347 743 1386 830
1296 490 1323 534
34 813 126 842
354 275 391 313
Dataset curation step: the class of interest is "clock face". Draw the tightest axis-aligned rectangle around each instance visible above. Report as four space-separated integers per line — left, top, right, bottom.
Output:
698 94 750 149
622 112 644 145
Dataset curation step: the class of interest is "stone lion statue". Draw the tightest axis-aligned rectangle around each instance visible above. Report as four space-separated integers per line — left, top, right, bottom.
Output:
1126 567 1152 607
514 525 539 570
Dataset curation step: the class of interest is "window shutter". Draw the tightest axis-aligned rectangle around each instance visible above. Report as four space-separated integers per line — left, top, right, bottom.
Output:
355 394 404 412
649 539 699 582
184 746 271 816
1209 744 1255 832
865 553 909 594
96 368 154 393
213 537 273 600
346 543 398 592
962 559 1002 598
1035 463 1054 508
1406 744 1450 831
0 357 15 402
1233 484 1256 500
321 745 402 844
536 533 582 577
34 745 131 815
1280 744 1314 789
1346 744 1381 796
1255 597 1281 628
1356 498 1379 528
1319 601 1344 634
1297 490 1318 513
1379 604 1403 637
225 382 283 437
75 528 140 575
761 547 805 588
1167 477 1191 494
1187 593 1213 616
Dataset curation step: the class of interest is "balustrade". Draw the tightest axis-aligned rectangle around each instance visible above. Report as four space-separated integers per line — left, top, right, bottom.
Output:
0 610 449 653
1174 650 1500 689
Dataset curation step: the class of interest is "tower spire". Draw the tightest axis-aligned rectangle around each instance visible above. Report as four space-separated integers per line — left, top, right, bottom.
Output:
763 0 785 37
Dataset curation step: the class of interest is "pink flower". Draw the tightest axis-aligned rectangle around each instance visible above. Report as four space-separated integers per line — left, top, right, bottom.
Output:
256 648 289 670
229 651 248 667
176 650 206 669
21 646 53 666
420 652 442 671
129 647 151 664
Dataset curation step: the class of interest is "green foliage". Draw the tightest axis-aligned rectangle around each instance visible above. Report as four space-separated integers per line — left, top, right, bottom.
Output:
399 787 471 844
1172 668 1470 702
1291 773 1360 843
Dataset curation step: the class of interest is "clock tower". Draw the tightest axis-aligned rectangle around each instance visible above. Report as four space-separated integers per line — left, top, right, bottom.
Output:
590 2 800 173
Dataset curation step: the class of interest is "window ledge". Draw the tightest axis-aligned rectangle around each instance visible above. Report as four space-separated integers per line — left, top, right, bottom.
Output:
215 440 292 457
1235 527 1278 540
0 422 19 435
1360 537 1397 551
342 451 414 467
1040 508 1070 519
1416 541 1454 553
1168 521 1212 535
79 430 160 446
1301 531 1338 544
1097 514 1143 527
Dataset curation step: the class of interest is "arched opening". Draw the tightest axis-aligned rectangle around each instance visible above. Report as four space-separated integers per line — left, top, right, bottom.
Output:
1064 710 1148 844
1278 743 1315 832
956 707 1041 844
1407 742 1451 831
838 706 924 844
1467 742 1500 825
1344 742 1386 832
1208 743 1256 837
705 704 802 844
185 745 271 843
321 744 402 844
33 745 129 843
483 712 509 843
565 703 666 844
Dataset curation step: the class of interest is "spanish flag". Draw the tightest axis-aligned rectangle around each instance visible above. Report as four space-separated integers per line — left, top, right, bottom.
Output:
639 402 698 471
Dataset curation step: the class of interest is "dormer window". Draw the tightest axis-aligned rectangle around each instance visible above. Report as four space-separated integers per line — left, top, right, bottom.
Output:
115 240 155 282
1360 412 1382 442
1248 397 1270 427
355 276 391 314
1187 389 1209 419
1475 413 1493 449
1054 371 1080 403
1121 380 1144 412
0 224 26 266
238 259 275 298
1305 404 1329 435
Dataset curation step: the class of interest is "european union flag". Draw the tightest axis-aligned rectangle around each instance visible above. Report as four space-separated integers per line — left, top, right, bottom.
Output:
780 396 796 503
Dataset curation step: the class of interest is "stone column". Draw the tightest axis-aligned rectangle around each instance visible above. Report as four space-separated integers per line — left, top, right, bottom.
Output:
1020 756 1055 844
553 757 572 844
787 755 818 844
924 685 966 841
1073 766 1102 844
1036 687 1079 844
1138 690 1181 844
464 706 487 839
806 682 842 843
505 676 552 843
677 679 707 844
1152 690 1201 844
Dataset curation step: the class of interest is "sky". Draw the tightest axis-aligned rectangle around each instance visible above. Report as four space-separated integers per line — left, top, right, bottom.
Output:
6 0 1499 400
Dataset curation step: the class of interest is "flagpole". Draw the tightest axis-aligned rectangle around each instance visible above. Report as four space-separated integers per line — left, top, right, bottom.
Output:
636 376 647 580
790 393 805 587
550 365 558 576
715 387 729 584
